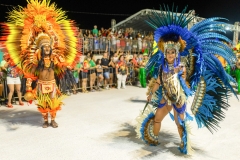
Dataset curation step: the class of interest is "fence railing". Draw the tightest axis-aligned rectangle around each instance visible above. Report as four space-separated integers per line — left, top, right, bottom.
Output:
0 65 139 104
80 37 154 54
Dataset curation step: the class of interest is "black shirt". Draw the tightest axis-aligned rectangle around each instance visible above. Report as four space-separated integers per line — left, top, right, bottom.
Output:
101 58 109 72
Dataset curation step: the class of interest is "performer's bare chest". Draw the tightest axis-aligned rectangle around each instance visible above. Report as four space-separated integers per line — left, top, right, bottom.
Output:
39 69 55 81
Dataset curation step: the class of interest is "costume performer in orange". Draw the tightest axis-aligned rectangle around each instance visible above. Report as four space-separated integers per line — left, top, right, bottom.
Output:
0 0 80 128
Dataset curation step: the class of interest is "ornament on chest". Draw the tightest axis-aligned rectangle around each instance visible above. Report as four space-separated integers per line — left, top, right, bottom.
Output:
44 57 52 68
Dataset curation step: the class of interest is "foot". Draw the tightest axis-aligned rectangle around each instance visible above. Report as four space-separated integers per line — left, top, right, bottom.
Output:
50 120 58 128
83 90 89 93
42 121 49 128
6 103 13 108
73 91 77 94
19 101 24 106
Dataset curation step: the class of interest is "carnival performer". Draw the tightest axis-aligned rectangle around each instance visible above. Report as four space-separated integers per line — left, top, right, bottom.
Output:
139 52 149 88
135 5 237 155
0 0 80 128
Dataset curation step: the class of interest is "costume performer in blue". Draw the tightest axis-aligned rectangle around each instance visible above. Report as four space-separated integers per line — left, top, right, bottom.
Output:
135 5 238 155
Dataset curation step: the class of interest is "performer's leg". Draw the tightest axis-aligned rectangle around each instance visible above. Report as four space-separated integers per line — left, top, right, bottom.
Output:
173 109 184 144
50 111 58 128
41 112 49 128
173 103 192 154
153 99 172 135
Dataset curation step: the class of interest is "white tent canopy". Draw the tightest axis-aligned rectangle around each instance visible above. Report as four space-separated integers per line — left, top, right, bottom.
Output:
113 9 239 45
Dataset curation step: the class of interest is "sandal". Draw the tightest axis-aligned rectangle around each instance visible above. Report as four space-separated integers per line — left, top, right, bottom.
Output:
50 120 58 128
82 89 88 93
19 102 24 106
6 104 13 108
42 121 49 128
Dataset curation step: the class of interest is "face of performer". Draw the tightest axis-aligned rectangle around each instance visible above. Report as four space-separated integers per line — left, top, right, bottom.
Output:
166 49 176 64
43 44 51 55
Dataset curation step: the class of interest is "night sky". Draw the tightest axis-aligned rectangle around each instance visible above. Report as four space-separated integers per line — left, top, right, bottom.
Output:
0 0 239 30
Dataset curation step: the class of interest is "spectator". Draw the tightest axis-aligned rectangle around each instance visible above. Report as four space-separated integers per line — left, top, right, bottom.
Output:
112 51 119 63
124 28 129 38
132 37 138 54
1 53 24 108
98 30 101 37
132 53 139 84
88 30 93 38
95 59 103 91
108 55 116 88
84 38 89 52
101 52 110 89
111 32 117 52
116 55 128 89
72 61 82 94
89 55 97 92
94 37 99 54
92 25 98 37
101 28 107 37
83 29 89 38
78 28 83 38
120 35 126 51
81 56 90 93
116 37 121 50
137 33 142 53
138 54 143 64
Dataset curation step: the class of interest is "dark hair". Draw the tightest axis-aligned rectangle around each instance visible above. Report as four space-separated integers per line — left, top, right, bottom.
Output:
90 53 95 60
36 45 53 71
96 59 101 65
118 55 124 61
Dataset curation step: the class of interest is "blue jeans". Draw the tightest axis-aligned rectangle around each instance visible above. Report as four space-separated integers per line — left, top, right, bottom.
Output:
103 72 110 79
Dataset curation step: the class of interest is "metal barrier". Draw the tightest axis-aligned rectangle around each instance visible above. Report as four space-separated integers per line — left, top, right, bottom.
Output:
71 65 138 91
0 65 143 104
81 37 153 55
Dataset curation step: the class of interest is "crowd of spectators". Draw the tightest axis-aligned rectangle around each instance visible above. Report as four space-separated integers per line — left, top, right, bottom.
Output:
0 35 151 108
69 48 150 94
77 25 154 55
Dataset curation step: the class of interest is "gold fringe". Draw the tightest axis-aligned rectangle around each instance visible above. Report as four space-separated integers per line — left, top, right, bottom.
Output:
146 78 156 96
36 92 66 110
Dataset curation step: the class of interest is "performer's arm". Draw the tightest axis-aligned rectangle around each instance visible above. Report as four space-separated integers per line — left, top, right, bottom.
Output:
147 75 161 101
181 66 187 80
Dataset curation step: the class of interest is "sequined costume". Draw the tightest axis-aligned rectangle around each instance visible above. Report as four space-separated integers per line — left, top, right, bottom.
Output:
135 5 237 155
0 0 80 128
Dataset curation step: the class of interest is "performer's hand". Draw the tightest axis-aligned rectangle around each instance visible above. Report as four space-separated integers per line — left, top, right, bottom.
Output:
147 95 152 102
174 67 180 73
